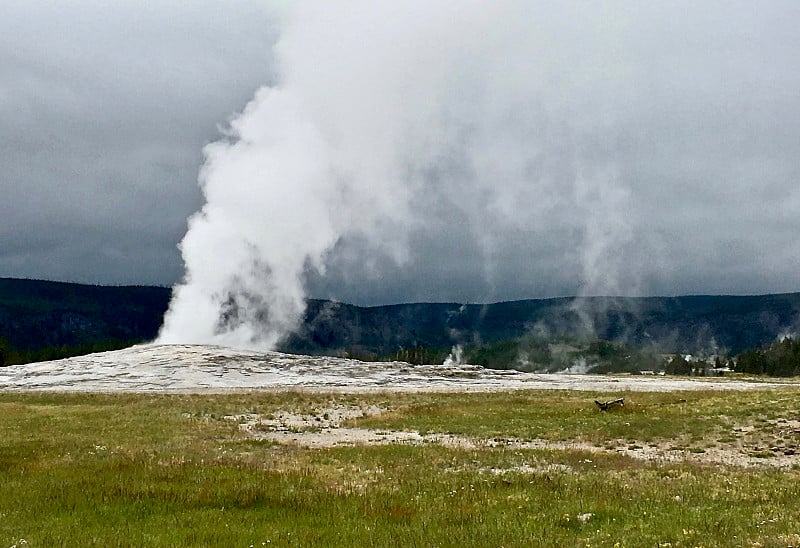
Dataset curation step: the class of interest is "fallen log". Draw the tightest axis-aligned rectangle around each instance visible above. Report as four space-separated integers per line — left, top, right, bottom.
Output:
594 398 624 411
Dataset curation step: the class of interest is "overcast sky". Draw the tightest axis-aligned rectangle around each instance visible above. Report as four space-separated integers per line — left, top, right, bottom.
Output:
1 1 277 286
3 2 800 306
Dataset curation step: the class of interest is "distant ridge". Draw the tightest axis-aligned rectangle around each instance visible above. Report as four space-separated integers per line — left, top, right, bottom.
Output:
1 278 799 361
287 293 800 357
0 277 171 351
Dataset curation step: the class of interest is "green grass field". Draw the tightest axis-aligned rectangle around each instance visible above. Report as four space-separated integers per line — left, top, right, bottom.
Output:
1 389 799 547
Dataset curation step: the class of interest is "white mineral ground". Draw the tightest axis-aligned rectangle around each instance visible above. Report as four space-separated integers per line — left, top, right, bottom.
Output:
3 344 799 468
1 343 797 393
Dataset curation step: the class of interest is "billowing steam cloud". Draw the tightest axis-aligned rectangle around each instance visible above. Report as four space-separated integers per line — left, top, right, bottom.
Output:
158 2 788 349
157 2 644 349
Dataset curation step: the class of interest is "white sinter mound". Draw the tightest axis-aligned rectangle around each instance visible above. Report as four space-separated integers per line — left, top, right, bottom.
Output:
0 344 795 393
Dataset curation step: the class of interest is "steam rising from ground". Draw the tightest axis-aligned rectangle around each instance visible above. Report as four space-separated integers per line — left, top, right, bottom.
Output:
158 2 794 349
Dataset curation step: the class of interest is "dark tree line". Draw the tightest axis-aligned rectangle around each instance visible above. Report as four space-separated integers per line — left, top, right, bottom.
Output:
0 337 141 367
734 337 800 377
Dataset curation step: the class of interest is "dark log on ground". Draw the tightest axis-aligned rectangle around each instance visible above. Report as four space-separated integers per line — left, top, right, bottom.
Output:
594 398 624 411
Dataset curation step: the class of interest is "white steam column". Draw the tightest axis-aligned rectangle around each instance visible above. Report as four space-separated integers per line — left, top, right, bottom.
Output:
158 1 635 350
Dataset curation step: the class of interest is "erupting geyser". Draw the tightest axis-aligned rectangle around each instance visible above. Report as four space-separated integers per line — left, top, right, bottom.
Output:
158 2 674 349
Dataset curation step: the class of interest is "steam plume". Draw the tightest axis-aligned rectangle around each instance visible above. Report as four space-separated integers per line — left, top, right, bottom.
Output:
158 2 638 349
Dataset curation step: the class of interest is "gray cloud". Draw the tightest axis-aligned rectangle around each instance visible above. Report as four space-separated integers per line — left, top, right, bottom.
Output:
1 0 277 285
305 1 800 304
2 1 800 312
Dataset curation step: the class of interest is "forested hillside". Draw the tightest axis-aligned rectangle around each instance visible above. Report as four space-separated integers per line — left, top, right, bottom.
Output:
2 278 799 372
0 278 170 364
284 294 800 358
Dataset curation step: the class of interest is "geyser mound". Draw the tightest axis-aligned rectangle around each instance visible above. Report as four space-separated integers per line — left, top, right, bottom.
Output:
1 344 792 393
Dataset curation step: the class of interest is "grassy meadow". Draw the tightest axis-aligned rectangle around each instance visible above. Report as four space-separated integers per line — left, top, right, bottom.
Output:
1 388 799 547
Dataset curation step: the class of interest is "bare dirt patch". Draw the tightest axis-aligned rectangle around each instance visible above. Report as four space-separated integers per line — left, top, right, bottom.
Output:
229 403 800 469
